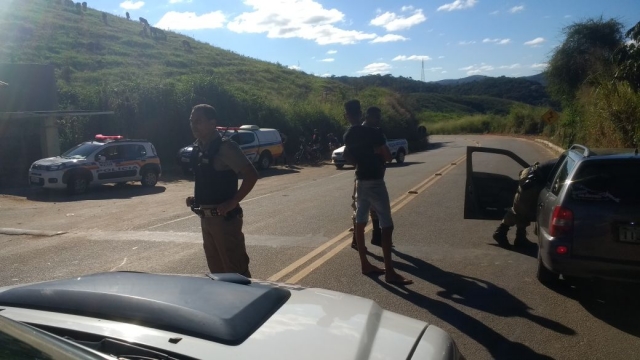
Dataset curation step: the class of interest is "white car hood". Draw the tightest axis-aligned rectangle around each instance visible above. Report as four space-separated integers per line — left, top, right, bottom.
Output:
33 156 82 166
0 282 454 360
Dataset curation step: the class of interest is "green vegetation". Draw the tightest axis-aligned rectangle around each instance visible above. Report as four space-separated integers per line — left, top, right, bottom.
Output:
5 0 596 159
544 18 640 148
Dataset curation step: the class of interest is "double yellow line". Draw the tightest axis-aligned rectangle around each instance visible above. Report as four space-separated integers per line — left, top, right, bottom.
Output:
267 153 468 284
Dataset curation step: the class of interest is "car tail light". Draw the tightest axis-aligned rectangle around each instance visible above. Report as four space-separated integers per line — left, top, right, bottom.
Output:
556 245 569 255
550 206 573 237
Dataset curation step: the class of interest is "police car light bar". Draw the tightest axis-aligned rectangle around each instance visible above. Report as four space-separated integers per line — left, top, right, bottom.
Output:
95 134 124 141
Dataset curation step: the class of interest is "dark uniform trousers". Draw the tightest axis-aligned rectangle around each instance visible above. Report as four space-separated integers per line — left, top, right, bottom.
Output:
200 212 251 278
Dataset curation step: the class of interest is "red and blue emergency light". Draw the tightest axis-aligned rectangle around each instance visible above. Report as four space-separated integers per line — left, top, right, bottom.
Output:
95 134 124 141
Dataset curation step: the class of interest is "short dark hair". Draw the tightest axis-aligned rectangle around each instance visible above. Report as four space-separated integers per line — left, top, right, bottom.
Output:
344 99 362 118
366 106 382 118
192 104 218 121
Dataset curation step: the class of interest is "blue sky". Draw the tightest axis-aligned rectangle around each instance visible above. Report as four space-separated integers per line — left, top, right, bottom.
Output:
93 0 639 81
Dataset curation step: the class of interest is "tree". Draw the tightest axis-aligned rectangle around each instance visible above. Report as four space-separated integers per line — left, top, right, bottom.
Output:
614 21 640 92
547 17 624 104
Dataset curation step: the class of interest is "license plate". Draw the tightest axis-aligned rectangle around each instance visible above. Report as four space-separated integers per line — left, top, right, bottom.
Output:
30 176 40 183
619 226 640 243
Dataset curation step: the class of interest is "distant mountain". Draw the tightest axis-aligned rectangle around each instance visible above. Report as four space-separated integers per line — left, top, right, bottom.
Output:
431 75 489 86
431 73 546 86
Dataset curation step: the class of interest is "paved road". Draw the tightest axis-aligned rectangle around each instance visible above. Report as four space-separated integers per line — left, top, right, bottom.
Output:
1 135 638 359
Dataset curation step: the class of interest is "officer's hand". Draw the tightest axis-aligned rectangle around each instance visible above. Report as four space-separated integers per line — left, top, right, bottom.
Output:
216 199 239 216
186 196 195 207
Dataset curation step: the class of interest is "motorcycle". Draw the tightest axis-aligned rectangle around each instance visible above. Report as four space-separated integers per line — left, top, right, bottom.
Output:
294 137 322 165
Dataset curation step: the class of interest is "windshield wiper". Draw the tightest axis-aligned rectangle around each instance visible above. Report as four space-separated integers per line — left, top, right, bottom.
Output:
70 337 181 360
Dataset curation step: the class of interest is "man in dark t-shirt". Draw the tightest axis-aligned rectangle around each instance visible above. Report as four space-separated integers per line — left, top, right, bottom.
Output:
343 101 412 285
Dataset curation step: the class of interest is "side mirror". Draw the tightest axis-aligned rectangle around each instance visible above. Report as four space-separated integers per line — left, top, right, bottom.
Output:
97 155 106 162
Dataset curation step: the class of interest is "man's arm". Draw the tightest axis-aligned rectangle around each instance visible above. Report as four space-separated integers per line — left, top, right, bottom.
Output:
216 141 259 215
375 144 393 163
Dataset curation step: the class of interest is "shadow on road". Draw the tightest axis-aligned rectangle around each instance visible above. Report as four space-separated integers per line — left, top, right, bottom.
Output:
2 184 166 203
551 279 640 338
387 161 424 168
367 249 574 359
486 241 539 259
427 141 454 151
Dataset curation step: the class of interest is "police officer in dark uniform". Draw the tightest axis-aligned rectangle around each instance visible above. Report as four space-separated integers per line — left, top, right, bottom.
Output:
493 158 558 247
186 104 259 277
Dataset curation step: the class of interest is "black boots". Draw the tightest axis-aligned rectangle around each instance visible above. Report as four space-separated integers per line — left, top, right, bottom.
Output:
514 227 533 247
493 224 510 247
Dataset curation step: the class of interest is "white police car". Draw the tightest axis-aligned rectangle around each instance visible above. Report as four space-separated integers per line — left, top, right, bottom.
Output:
29 135 162 195
0 272 464 360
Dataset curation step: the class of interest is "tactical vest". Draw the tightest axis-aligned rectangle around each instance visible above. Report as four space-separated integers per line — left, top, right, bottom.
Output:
192 137 238 205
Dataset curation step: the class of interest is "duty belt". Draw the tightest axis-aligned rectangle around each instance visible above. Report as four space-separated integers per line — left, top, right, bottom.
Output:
191 205 243 220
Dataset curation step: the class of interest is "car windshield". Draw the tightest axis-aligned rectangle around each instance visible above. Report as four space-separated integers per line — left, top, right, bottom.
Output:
60 143 102 159
571 160 640 204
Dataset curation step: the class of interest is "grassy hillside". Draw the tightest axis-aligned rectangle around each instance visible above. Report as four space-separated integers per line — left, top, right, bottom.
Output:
0 0 549 157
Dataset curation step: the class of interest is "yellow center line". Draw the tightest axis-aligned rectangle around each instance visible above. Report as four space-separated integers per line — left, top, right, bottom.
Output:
268 153 467 283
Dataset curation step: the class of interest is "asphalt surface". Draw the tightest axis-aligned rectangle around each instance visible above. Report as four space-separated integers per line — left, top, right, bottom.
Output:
1 135 639 359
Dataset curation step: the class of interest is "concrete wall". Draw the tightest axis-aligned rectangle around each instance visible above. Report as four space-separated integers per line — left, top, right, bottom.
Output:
0 64 58 188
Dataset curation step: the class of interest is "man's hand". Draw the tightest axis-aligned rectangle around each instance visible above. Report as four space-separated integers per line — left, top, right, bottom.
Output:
216 199 239 216
186 196 195 207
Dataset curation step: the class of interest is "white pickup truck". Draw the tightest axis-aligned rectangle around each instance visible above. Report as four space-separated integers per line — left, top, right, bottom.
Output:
331 139 409 169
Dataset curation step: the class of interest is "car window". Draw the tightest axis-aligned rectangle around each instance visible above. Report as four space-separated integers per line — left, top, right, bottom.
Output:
551 156 576 195
570 160 640 204
545 153 567 188
0 330 54 359
229 134 240 143
123 144 146 159
96 145 123 161
61 143 102 159
238 133 256 145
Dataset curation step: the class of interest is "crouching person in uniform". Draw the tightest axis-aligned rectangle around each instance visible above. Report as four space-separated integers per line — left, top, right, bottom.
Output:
186 104 259 277
493 158 558 247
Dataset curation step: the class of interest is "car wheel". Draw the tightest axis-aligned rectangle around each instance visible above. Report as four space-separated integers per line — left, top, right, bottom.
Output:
335 164 344 170
396 150 406 164
258 152 272 170
537 256 559 285
141 169 158 187
67 176 89 195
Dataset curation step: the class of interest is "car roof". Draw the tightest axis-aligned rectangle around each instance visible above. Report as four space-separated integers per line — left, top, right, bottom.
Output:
0 272 290 346
567 144 640 160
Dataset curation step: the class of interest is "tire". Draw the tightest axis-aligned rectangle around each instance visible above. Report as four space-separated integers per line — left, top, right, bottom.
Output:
67 175 89 195
141 169 158 187
258 152 272 170
335 164 344 169
537 256 560 285
396 150 406 164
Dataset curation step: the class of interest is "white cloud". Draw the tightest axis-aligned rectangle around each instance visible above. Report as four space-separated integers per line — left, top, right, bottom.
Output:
120 1 144 10
438 56 445 59
509 5 525 13
320 58 334 62
401 5 414 11
227 0 377 45
327 50 337 54
357 62 392 75
459 63 494 75
459 40 476 45
442 70 448 74
288 65 301 70
531 63 548 69
483 38 511 45
169 0 192 3
320 73 332 77
370 9 426 31
426 67 443 71
392 55 431 61
499 63 521 69
524 37 546 46
437 0 477 12
370 34 409 43
564 15 572 18
490 10 499 15
156 11 226 30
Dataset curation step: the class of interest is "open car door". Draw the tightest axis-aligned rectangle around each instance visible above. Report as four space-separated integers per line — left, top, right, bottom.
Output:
464 146 530 220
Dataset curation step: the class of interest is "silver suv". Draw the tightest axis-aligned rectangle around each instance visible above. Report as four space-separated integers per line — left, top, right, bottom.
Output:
465 145 640 285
